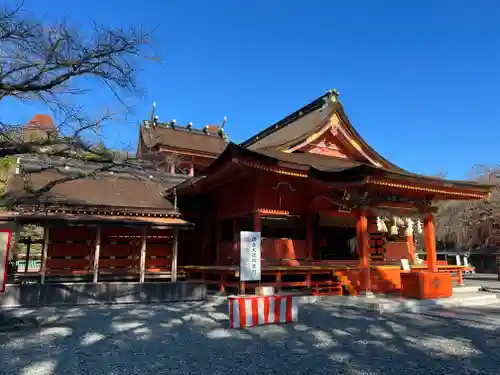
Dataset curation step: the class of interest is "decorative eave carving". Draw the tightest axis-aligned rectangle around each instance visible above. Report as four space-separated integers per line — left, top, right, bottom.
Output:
235 159 308 178
367 178 489 200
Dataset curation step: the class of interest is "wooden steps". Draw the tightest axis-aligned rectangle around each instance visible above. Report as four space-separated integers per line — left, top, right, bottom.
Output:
333 271 358 296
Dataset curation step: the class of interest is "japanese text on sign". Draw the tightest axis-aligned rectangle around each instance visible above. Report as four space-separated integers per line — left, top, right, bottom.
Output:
239 231 261 281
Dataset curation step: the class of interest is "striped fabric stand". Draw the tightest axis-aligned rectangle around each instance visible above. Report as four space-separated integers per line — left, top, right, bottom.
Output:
228 295 298 328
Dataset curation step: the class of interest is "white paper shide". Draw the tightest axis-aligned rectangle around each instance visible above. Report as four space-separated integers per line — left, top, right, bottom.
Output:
240 231 261 281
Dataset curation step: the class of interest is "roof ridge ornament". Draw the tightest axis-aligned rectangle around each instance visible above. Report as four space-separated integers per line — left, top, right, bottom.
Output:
148 101 156 128
218 116 229 141
320 89 340 112
327 88 340 103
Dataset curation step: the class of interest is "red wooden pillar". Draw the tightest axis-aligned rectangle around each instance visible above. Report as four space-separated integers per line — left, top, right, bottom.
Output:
356 210 372 294
305 212 313 261
93 227 102 283
201 223 209 265
215 221 221 264
40 223 50 284
407 234 416 263
253 211 261 232
171 228 179 282
253 181 261 233
232 218 238 259
424 213 437 273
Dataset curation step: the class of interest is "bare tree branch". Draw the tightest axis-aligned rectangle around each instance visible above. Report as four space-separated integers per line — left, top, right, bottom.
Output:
0 1 161 201
435 165 500 249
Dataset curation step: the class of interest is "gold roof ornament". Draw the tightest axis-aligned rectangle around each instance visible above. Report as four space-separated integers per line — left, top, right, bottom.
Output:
320 89 341 111
328 88 340 103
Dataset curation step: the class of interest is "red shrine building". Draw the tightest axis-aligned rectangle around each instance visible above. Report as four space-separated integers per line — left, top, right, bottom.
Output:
164 91 492 296
3 91 494 299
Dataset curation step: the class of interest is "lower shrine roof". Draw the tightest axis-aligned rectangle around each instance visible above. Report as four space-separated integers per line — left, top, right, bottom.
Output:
0 210 191 227
202 142 363 175
172 142 494 200
5 170 181 216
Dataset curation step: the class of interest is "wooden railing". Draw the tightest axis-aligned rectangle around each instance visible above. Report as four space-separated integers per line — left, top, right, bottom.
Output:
182 265 346 296
8 234 174 281
10 237 43 273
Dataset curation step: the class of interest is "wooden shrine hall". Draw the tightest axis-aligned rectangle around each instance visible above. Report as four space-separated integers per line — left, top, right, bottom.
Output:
2 158 192 285
164 91 493 297
1 90 495 300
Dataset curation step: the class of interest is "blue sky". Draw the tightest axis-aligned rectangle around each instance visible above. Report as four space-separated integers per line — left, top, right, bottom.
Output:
3 0 500 179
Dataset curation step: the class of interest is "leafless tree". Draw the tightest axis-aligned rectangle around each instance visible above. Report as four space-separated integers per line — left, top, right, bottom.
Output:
435 165 500 249
0 1 161 198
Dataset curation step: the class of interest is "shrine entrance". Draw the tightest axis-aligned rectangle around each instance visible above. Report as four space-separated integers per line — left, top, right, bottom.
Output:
316 213 357 261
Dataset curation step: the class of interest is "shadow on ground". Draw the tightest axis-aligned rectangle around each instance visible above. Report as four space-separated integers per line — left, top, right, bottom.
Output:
1 298 500 374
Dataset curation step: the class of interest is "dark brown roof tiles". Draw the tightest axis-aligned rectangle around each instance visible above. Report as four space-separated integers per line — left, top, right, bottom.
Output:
140 125 228 156
6 171 178 214
255 148 362 172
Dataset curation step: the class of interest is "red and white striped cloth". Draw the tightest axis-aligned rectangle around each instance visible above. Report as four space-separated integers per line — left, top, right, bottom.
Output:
228 295 298 328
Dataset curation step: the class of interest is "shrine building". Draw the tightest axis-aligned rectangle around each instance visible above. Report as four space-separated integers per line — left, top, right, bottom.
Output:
2 91 494 299
159 90 492 295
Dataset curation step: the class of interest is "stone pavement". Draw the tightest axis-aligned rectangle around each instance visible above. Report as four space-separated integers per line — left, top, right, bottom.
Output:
2 297 500 375
293 286 500 314
463 273 500 291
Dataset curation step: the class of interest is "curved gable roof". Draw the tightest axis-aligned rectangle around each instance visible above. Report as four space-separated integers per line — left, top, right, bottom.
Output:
240 91 407 173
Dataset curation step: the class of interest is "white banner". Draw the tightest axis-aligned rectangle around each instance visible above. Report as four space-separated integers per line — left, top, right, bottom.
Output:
240 231 261 281
0 231 12 293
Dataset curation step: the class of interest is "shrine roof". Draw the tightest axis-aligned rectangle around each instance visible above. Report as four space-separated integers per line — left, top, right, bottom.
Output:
204 142 364 174
240 90 407 173
5 170 181 215
0 211 191 227
254 148 363 172
309 165 495 193
140 123 228 156
172 142 494 200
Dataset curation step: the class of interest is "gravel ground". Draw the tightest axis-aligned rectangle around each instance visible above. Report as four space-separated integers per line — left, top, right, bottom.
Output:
464 273 500 291
1 298 500 375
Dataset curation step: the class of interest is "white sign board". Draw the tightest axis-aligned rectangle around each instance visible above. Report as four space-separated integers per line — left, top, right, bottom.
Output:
456 255 461 266
0 231 12 293
463 256 469 267
240 231 261 281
